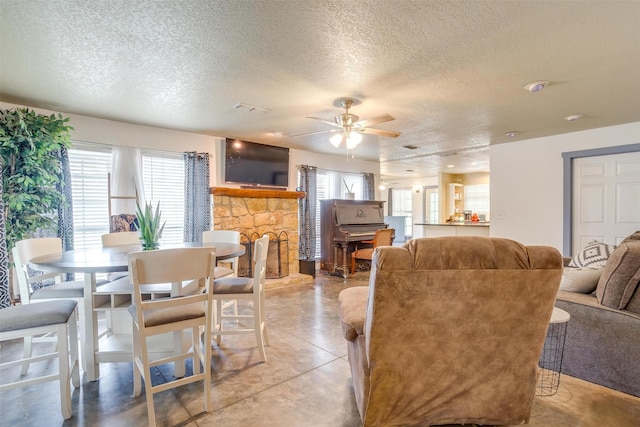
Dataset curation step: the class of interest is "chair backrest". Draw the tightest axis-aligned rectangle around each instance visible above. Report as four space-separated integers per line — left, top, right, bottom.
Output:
203 230 241 276
251 235 270 288
101 231 140 247
128 247 217 325
12 238 64 302
361 236 563 426
372 228 394 247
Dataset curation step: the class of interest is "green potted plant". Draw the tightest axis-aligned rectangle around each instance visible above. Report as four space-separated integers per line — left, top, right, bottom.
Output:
135 201 166 250
1 107 73 253
1 107 73 302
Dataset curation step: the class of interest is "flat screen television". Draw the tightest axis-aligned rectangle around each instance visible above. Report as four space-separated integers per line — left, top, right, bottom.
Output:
224 138 289 188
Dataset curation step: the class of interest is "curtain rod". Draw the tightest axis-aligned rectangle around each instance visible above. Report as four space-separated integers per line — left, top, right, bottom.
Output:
297 164 377 177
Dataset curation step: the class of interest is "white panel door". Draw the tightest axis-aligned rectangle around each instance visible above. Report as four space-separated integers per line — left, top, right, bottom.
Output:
573 151 640 252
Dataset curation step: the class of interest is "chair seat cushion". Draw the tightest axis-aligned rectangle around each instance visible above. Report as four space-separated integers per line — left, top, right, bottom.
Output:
31 281 84 299
353 248 374 260
214 266 234 279
0 300 77 332
213 277 253 294
128 302 205 328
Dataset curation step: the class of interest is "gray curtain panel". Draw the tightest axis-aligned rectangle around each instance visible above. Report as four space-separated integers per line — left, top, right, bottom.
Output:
57 147 75 280
0 156 9 308
298 165 317 260
387 188 393 216
363 173 375 200
184 152 211 243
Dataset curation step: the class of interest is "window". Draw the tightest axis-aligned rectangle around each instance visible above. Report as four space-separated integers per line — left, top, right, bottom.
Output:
68 144 186 250
142 152 185 244
68 145 112 250
464 184 490 220
391 188 413 239
300 169 365 259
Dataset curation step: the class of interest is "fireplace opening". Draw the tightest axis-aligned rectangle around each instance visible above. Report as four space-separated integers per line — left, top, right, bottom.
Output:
238 231 289 279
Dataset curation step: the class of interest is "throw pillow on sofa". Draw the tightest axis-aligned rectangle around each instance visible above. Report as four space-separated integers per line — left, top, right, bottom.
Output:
568 240 616 268
595 241 640 311
560 267 603 293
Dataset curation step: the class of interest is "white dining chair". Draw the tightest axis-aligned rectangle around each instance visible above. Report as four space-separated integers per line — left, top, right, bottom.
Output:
101 231 140 281
203 230 241 316
12 237 86 375
128 247 216 427
101 231 140 247
211 234 270 362
0 300 80 420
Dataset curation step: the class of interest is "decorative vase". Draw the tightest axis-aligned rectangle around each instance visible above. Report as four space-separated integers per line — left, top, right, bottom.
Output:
345 192 355 200
140 240 159 251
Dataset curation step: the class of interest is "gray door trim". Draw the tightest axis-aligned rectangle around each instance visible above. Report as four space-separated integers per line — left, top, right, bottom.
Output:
562 143 640 256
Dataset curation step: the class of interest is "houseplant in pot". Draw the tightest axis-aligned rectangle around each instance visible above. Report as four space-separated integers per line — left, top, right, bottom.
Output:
135 201 165 250
343 178 355 200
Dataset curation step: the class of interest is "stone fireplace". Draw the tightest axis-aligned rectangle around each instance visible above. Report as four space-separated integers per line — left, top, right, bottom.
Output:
210 187 305 279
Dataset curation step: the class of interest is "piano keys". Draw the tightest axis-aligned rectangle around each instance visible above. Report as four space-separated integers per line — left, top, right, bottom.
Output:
320 199 390 278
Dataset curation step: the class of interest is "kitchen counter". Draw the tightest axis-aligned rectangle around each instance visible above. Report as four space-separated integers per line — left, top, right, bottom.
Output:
415 223 490 238
415 222 490 226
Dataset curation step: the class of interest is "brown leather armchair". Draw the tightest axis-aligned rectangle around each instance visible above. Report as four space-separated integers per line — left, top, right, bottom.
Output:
350 228 394 274
339 236 563 427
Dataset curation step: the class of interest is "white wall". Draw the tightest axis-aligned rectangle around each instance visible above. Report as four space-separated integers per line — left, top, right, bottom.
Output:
2 101 380 191
490 122 640 252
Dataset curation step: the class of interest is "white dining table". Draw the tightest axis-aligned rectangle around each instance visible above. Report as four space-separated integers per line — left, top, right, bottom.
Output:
31 242 245 382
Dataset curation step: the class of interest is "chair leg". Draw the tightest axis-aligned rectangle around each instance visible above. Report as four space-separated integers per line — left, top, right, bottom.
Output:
202 320 212 413
21 335 34 375
260 290 270 346
215 299 223 346
57 322 72 420
132 322 142 397
254 294 267 362
139 335 156 427
68 310 81 388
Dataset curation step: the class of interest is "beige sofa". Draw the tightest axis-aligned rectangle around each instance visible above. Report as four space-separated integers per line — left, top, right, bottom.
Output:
338 237 563 427
555 231 640 397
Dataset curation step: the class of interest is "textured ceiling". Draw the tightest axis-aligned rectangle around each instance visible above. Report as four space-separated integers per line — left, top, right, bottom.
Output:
1 0 639 181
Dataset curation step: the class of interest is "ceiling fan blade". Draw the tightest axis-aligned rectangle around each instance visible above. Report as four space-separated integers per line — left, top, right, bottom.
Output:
289 128 340 138
305 116 341 128
358 127 402 138
353 114 395 128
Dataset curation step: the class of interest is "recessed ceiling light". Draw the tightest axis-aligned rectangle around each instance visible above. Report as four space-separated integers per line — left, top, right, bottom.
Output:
523 80 549 93
504 131 519 138
564 114 584 122
447 164 455 168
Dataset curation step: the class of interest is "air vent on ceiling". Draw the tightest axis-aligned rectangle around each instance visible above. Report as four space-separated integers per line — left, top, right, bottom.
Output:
402 145 418 150
232 103 271 113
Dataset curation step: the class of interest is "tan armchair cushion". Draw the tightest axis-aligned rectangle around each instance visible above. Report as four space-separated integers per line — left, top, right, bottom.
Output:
338 286 368 341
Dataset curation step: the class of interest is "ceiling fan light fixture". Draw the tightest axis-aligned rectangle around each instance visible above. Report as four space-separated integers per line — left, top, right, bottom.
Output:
329 133 343 147
346 132 362 149
524 80 549 93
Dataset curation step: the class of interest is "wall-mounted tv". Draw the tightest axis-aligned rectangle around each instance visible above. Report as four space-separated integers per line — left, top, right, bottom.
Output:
224 138 289 188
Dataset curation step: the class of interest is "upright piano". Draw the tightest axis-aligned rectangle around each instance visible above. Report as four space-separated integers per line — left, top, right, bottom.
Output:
320 199 389 278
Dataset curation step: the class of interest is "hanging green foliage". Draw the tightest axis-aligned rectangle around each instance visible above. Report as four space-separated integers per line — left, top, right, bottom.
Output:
0 107 73 251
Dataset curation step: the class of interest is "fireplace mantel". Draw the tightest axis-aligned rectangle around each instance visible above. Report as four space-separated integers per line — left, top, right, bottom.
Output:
210 187 305 199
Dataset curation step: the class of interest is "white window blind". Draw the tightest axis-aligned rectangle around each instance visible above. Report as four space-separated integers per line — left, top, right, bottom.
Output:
142 152 185 244
68 146 112 250
464 184 490 220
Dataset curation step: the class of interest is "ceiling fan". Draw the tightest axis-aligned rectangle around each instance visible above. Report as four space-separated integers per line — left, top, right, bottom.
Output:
295 98 401 149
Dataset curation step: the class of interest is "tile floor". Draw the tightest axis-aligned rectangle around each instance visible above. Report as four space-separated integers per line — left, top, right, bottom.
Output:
1 271 639 426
